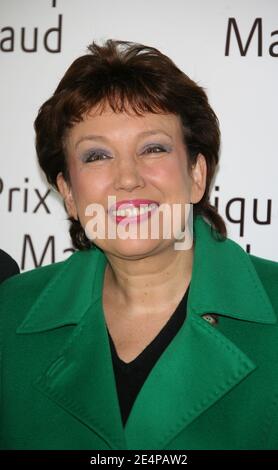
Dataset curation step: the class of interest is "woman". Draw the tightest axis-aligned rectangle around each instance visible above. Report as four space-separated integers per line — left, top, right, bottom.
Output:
0 39 277 450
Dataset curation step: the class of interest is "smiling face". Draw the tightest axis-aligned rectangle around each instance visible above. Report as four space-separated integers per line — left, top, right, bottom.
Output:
57 101 207 259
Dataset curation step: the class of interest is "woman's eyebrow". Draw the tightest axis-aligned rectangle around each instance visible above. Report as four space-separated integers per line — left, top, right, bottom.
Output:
75 129 173 149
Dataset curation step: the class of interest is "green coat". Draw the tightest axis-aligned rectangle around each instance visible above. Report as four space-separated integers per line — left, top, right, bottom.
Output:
1 215 278 450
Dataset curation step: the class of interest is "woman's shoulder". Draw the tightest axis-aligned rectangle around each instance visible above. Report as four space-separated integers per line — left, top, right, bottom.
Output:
0 257 69 330
249 252 278 278
0 248 99 335
0 248 99 297
0 256 67 297
0 247 100 318
248 253 278 309
0 250 87 313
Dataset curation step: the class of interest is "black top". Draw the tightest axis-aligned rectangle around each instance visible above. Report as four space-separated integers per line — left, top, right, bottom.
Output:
0 249 19 284
107 284 190 427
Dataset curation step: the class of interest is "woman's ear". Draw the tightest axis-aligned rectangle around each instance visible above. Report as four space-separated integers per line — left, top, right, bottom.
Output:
190 153 207 204
56 172 78 220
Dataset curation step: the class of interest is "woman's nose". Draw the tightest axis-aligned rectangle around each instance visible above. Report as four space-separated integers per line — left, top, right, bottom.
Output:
113 159 145 192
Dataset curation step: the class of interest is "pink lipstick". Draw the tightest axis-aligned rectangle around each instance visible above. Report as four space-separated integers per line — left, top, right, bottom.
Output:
109 199 160 224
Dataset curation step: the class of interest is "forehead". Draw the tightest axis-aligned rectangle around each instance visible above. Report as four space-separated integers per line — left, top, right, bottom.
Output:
67 102 184 146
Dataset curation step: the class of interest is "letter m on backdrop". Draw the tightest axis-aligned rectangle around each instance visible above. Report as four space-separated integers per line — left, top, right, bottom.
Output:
225 18 262 56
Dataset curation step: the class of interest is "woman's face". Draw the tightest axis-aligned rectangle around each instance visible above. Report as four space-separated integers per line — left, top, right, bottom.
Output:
57 102 206 259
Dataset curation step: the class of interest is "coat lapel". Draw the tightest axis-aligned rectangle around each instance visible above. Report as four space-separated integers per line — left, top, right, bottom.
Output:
124 312 256 450
33 293 127 450
16 215 276 450
16 248 127 450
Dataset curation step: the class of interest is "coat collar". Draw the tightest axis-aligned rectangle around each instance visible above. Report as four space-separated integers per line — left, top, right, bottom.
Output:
189 216 276 324
15 215 276 450
16 214 276 334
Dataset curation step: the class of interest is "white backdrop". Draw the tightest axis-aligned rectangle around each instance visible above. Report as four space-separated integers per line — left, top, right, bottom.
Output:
1 0 277 271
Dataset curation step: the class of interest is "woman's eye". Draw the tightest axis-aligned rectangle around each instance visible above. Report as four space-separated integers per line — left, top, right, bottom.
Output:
143 145 166 154
84 152 111 163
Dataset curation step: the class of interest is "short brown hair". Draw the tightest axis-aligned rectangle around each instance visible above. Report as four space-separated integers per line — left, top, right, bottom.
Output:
34 38 226 249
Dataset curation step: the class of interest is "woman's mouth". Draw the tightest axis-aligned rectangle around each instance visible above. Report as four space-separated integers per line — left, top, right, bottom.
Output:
108 199 160 224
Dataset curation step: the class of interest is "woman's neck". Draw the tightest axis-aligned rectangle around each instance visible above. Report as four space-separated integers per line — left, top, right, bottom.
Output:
103 245 193 317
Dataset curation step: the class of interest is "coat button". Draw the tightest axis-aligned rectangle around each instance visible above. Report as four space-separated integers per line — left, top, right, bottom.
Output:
202 314 218 326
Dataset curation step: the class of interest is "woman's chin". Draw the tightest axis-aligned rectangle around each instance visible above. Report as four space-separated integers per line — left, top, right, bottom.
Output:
102 237 166 259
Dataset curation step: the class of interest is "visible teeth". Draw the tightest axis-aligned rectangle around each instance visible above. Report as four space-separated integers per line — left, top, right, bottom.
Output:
112 203 158 217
